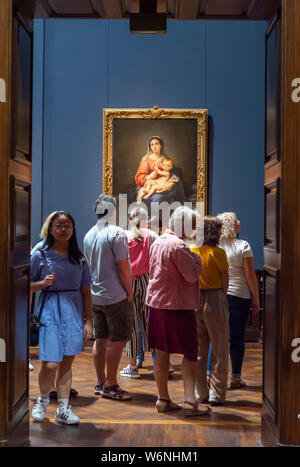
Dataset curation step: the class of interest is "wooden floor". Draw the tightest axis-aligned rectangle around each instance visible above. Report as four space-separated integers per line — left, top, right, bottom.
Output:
28 344 263 447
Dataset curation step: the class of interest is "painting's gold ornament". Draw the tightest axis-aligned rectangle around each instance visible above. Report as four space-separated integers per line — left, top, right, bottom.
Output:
102 106 208 211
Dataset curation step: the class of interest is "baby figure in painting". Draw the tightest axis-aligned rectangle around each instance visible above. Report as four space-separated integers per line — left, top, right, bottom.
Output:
137 156 179 203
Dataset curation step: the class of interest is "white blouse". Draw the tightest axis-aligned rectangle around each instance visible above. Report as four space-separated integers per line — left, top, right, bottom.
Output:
219 238 253 299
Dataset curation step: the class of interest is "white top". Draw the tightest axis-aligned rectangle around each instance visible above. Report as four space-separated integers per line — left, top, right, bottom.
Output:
219 238 253 299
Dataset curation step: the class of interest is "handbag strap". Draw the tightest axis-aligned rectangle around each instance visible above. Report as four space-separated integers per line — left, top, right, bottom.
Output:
36 250 50 324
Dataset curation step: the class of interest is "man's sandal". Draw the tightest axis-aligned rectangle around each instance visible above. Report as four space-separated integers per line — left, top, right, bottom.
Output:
100 384 131 401
156 398 181 413
181 400 211 417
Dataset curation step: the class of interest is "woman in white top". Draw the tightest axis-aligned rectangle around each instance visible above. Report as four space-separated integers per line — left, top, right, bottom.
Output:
217 212 260 389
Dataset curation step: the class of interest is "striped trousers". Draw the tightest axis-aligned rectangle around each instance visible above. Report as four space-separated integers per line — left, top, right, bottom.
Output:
126 273 149 358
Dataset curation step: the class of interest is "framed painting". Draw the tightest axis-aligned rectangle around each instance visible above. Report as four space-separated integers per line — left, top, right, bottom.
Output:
102 106 208 217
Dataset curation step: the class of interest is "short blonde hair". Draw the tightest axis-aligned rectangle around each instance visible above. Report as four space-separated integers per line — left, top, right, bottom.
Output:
40 211 58 239
217 212 237 240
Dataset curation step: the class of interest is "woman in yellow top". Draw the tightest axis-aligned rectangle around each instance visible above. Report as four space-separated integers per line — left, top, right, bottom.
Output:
190 216 229 405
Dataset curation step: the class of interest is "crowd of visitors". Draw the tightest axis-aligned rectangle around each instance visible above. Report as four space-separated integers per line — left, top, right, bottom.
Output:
30 195 259 424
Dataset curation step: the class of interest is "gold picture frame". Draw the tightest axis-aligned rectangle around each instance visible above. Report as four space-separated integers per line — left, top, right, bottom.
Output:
102 105 208 213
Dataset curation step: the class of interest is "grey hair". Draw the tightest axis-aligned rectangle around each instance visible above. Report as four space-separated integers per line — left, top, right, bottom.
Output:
169 206 201 240
129 206 148 241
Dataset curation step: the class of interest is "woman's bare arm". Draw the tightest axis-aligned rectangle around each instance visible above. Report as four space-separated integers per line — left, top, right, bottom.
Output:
81 285 93 321
117 258 133 302
30 274 56 292
81 285 93 340
243 257 260 313
221 270 229 295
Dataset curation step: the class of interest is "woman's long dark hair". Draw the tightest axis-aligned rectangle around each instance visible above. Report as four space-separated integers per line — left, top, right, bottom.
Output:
42 211 86 265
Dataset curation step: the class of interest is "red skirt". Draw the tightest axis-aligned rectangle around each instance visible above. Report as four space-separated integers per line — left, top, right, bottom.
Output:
148 307 198 361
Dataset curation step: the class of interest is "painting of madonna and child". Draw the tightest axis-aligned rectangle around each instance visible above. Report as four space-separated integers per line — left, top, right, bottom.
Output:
112 118 201 219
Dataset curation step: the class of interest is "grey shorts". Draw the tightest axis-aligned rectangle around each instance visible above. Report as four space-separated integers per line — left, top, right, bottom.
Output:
93 299 133 342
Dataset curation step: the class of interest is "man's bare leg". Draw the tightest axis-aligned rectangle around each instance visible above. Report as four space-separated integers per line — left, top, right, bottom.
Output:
105 340 126 386
93 338 108 385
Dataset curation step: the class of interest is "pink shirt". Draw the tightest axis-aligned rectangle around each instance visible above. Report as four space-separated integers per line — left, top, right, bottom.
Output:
128 229 150 279
146 229 202 310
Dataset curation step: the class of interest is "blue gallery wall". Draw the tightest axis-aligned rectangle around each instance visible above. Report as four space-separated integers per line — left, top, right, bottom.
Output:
32 19 266 267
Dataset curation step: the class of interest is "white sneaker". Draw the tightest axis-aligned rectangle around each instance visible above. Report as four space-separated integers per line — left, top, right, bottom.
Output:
32 396 49 422
119 365 140 379
55 405 80 425
29 362 34 371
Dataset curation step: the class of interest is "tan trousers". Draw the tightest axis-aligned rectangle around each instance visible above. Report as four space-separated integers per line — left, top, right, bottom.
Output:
196 289 229 402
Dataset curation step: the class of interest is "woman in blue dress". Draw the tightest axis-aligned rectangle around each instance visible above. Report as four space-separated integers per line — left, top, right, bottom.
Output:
30 211 93 425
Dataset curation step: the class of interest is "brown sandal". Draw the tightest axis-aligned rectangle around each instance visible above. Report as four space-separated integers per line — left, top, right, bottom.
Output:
100 384 131 401
181 400 211 417
156 398 181 413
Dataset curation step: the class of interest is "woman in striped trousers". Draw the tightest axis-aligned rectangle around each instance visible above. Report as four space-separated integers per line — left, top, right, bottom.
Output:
119 207 158 378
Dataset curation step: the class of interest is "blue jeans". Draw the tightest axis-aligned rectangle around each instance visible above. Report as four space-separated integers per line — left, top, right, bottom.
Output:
207 345 212 375
227 294 251 378
136 319 155 363
137 326 144 363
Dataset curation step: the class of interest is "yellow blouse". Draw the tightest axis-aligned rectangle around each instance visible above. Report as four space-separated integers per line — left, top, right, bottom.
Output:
190 244 229 289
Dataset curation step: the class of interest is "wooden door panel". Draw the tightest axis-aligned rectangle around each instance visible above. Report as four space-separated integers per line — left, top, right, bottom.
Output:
0 1 32 445
11 12 32 164
262 7 282 445
10 176 31 251
263 268 279 418
7 174 31 435
265 11 281 165
9 265 29 423
7 174 31 439
265 178 280 253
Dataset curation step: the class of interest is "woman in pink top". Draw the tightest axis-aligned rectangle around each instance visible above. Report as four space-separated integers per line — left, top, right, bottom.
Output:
146 206 211 417
119 207 158 378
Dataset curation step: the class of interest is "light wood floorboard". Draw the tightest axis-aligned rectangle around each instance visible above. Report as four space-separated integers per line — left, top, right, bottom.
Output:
28 344 262 447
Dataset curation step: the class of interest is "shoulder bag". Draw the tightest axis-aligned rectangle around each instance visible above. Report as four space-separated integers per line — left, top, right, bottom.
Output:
30 250 49 347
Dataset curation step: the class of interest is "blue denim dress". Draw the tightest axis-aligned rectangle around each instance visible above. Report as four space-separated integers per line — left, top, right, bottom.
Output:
30 249 91 362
